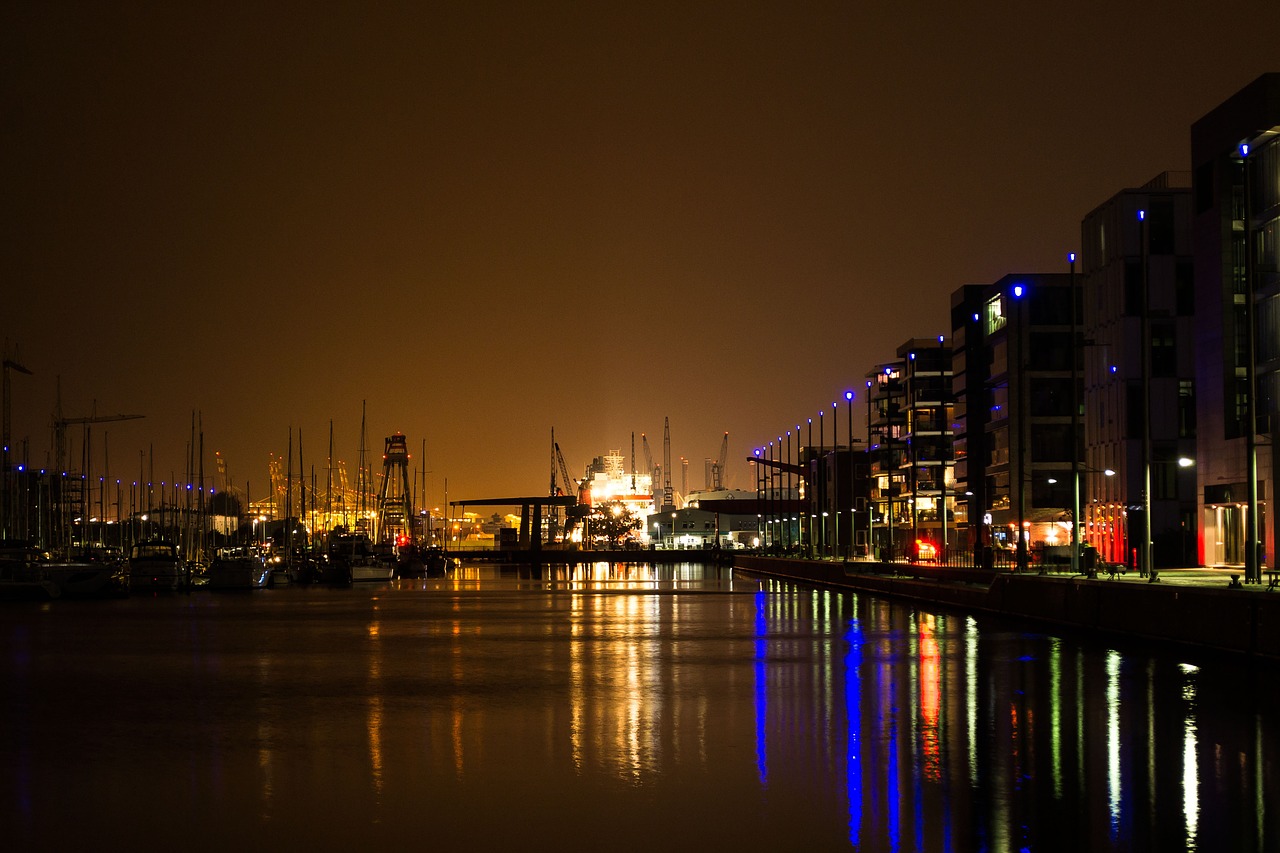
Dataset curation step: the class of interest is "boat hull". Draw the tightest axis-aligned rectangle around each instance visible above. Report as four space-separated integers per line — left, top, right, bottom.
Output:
41 562 116 598
207 558 270 590
350 562 395 582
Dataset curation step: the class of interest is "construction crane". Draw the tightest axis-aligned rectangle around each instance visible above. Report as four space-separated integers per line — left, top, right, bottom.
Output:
52 384 144 473
3 350 32 467
2 350 33 539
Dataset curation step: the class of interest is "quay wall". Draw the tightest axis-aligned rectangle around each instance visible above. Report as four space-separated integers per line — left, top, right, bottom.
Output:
733 555 1280 663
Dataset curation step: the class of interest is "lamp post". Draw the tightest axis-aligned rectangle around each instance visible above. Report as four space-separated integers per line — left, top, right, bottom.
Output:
1139 209 1152 579
1241 143 1261 584
1012 283 1028 572
938 334 948 562
818 409 825 558
1069 252 1082 578
866 379 874 560
747 445 757 545
767 441 774 549
832 401 839 561
806 418 812 557
784 432 791 552
788 425 798 550
846 390 854 560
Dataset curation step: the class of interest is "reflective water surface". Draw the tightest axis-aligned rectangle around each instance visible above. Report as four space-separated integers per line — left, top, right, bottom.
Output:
3 563 1277 851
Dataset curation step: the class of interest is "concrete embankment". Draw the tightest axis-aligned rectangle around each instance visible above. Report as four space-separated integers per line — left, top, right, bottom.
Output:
733 554 1280 663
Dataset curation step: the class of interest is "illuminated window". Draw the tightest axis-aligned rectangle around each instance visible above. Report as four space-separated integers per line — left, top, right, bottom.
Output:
986 295 1007 335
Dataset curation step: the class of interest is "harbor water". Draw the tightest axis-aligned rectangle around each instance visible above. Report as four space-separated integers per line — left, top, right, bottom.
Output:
3 562 1277 851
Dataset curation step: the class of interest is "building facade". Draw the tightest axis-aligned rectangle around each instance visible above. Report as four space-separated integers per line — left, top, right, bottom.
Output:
1079 175 1199 569
951 274 1077 568
1190 73 1280 575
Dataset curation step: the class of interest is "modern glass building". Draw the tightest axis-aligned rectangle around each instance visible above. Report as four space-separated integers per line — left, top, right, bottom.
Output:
1190 73 1280 576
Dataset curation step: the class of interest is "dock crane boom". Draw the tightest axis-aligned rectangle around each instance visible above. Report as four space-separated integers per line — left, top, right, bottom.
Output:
554 441 577 499
713 432 729 490
52 383 144 473
662 417 673 509
641 433 658 505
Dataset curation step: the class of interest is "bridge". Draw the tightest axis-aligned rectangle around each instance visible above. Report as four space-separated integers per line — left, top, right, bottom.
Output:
448 495 576 552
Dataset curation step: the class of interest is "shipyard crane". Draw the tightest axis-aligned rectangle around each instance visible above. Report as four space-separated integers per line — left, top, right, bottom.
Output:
552 439 591 540
712 432 729 490
662 417 673 509
553 441 578 499
641 433 659 505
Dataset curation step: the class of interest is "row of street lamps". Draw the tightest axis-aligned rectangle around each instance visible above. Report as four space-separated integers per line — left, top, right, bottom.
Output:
754 389 860 559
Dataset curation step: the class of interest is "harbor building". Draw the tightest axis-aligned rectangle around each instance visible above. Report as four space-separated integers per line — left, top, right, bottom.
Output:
866 359 907 560
865 341 954 563
950 274 1076 569
1190 73 1280 576
1079 174 1199 569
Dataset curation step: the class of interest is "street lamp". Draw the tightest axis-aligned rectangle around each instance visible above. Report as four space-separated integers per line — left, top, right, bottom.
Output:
938 334 949 562
832 400 838 561
778 425 788 550
865 379 874 560
1241 142 1261 584
818 409 825 557
1138 208 1153 579
1069 251 1083 578
806 418 813 557
1012 282 1028 572
846 390 854 560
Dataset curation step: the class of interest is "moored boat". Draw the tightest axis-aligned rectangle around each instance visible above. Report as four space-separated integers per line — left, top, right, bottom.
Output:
127 540 189 592
326 528 394 583
206 555 270 590
40 560 117 598
0 540 61 599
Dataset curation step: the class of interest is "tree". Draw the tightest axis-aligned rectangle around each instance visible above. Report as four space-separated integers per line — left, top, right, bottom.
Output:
589 501 641 546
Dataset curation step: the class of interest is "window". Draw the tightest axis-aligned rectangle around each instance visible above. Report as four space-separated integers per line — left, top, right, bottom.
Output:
986 295 1007 334
1031 424 1073 462
1179 380 1196 439
1152 445 1178 500
1029 288 1072 326
1030 378 1074 417
1028 331 1073 371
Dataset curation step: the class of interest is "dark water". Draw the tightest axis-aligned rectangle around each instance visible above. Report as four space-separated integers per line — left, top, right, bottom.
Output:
2 563 1277 852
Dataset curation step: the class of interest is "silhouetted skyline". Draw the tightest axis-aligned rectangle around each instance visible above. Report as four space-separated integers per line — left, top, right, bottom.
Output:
4 3 1278 501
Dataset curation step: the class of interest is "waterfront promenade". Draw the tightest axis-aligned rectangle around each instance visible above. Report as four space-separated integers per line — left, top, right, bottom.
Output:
733 554 1280 663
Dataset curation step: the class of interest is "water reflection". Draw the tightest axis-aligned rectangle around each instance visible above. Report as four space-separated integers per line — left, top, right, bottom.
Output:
1 566 1277 851
745 578 1276 852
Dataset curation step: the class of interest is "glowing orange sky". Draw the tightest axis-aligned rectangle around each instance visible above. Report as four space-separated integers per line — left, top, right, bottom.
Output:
4 3 1277 501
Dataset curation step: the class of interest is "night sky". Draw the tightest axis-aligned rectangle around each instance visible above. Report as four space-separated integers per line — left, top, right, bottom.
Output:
4 2 1278 503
